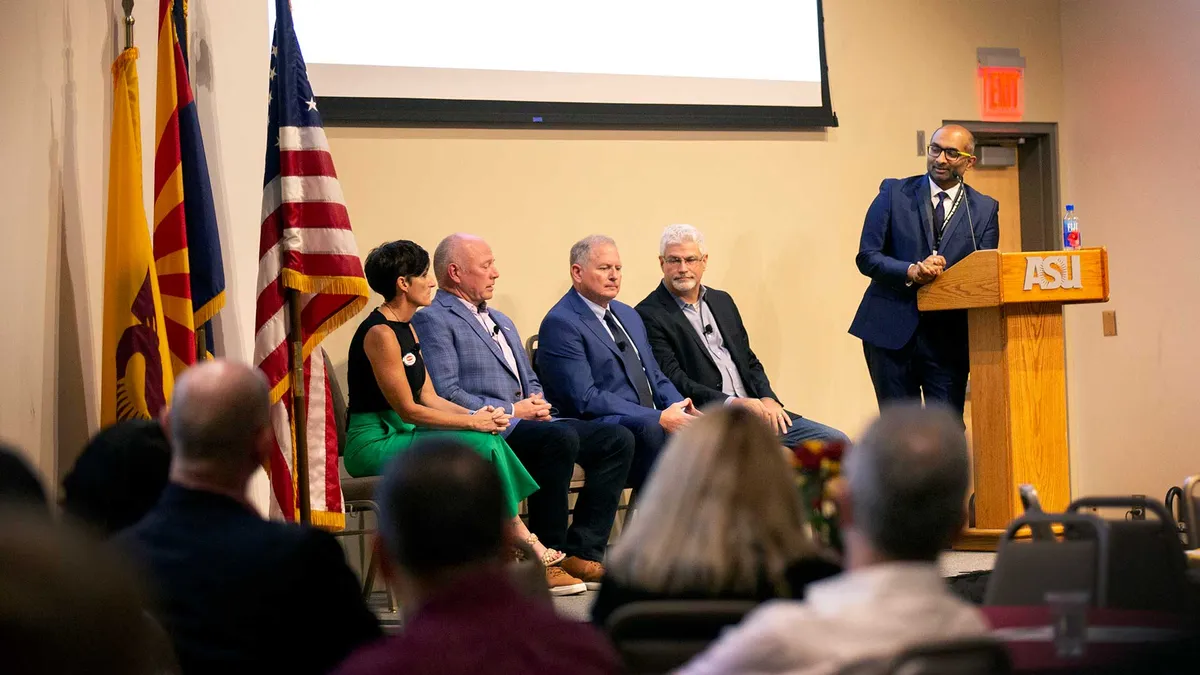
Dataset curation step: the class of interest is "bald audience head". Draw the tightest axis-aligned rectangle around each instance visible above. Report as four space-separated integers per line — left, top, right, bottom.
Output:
843 403 969 563
165 360 272 488
433 233 499 306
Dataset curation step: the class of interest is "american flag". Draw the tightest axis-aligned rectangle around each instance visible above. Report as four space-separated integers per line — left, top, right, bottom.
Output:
254 0 368 528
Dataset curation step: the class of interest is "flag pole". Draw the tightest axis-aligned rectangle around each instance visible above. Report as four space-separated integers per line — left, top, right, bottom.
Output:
288 289 311 524
195 326 207 361
122 0 134 49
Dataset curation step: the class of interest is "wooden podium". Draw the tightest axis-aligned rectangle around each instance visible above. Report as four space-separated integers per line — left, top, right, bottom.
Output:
917 247 1109 550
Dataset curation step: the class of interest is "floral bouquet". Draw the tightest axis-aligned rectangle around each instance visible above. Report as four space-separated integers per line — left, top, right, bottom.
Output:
789 439 849 553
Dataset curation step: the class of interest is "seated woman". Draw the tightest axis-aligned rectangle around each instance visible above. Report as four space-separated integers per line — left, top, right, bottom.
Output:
591 405 840 627
344 240 568 573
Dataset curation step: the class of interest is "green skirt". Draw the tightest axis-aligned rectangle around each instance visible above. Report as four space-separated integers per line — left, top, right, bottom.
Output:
344 410 538 518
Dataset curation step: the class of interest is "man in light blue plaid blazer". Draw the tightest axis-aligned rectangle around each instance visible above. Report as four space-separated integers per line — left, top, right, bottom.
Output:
411 234 634 588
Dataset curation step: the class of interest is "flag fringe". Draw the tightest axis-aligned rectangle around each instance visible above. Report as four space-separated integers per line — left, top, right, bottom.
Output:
192 290 226 330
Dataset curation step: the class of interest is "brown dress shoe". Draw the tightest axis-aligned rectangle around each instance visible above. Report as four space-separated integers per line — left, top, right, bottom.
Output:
560 556 604 591
545 565 587 597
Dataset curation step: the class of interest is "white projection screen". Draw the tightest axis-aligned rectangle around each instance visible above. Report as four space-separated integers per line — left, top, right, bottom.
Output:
277 0 837 129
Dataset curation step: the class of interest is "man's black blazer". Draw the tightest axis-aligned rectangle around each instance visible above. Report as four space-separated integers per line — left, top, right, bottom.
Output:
635 282 779 408
118 485 381 675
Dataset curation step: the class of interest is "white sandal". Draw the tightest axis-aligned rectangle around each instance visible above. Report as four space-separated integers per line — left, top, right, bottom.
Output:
526 534 565 566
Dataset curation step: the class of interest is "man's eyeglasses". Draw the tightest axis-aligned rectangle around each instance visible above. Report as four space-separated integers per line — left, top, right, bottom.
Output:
662 256 705 267
927 144 976 161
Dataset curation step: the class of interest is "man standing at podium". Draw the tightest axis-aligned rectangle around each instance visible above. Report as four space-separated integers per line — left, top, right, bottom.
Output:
849 125 1000 420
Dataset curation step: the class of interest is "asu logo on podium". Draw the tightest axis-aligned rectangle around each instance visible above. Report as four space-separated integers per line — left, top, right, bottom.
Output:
1023 254 1083 291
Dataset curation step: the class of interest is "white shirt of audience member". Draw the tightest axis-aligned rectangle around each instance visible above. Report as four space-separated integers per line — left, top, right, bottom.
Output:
674 561 988 675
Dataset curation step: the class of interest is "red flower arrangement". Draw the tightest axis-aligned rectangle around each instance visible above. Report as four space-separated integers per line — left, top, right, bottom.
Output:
790 439 848 552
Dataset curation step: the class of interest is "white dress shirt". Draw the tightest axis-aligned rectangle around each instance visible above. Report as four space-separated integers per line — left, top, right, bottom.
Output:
676 562 988 675
928 176 963 227
573 289 643 360
454 295 522 384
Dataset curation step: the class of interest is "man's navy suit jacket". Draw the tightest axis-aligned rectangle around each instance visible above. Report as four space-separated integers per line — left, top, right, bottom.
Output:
537 290 683 425
849 174 1000 350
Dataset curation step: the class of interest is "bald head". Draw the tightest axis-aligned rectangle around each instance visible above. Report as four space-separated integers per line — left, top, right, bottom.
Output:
433 233 499 304
934 124 976 154
846 403 969 561
167 360 271 465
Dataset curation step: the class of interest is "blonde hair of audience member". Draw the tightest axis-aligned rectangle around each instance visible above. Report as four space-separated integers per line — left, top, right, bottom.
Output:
606 405 818 595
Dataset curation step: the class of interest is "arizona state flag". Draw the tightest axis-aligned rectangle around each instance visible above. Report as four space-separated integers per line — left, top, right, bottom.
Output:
153 0 226 373
102 48 174 426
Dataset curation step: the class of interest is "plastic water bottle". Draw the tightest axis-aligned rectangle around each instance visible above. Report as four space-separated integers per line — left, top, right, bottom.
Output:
1063 204 1081 250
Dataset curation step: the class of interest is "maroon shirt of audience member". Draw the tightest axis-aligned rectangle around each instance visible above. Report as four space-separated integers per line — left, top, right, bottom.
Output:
332 566 619 675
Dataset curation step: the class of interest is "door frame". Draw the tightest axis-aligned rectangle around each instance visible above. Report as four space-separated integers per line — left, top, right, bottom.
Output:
943 120 1061 251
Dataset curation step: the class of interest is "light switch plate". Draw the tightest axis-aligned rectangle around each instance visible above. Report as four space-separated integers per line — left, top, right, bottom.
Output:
1102 310 1117 336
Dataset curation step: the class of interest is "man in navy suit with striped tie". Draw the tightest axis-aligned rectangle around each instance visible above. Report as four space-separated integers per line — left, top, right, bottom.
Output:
849 125 1000 421
412 234 634 591
537 235 700 493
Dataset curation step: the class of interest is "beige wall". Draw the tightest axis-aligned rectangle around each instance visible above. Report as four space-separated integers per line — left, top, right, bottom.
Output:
1061 0 1200 500
323 0 1066 440
0 0 269 497
4 0 1072 498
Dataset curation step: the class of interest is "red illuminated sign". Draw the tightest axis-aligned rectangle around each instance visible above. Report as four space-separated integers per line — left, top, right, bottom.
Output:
978 66 1024 121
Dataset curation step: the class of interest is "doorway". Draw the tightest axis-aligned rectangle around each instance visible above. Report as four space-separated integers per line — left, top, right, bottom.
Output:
944 121 1061 252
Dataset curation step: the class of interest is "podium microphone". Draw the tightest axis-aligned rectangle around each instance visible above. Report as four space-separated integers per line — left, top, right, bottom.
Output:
954 168 979 253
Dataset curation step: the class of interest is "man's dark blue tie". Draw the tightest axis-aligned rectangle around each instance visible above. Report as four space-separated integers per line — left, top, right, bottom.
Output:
603 309 655 408
934 191 949 236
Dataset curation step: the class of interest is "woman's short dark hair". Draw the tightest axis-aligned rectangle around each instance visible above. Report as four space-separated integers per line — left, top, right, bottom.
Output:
364 240 430 301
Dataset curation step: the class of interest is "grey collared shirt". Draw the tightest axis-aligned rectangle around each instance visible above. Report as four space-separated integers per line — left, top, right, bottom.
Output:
671 284 748 400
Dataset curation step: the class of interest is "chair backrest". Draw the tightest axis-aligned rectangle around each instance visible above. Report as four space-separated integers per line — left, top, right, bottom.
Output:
323 350 348 456
886 637 1012 675
1066 496 1190 612
605 600 756 675
838 637 1012 675
525 333 539 378
1184 475 1200 549
984 511 1110 607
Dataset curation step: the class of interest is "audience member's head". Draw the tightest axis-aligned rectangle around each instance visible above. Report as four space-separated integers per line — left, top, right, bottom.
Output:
165 359 272 498
433 233 500 305
606 405 818 595
62 420 171 536
0 510 160 674
376 439 509 601
840 402 969 565
0 444 48 514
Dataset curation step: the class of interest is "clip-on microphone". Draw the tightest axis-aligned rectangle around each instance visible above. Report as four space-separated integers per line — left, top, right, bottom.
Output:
703 324 713 336
616 341 627 352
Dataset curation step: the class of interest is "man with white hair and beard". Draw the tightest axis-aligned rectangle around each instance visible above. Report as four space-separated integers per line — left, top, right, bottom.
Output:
635 224 846 446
